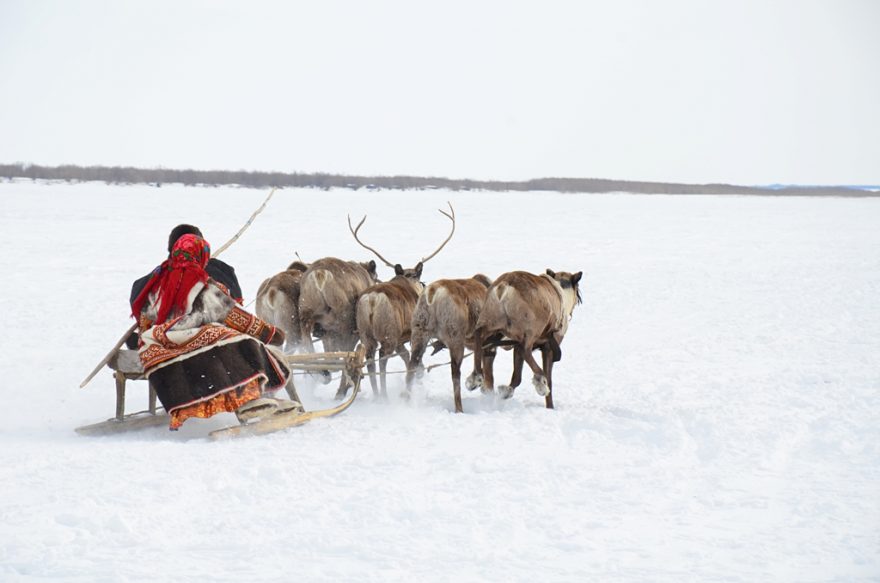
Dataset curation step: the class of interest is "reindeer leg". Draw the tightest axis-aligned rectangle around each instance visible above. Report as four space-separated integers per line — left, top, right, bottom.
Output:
541 343 555 409
406 332 428 394
450 342 465 413
334 332 359 398
396 343 412 401
288 312 303 355
395 344 411 368
522 341 550 397
301 316 331 383
299 315 316 353
303 327 331 385
483 348 496 377
498 344 525 400
481 346 496 395
378 344 392 400
466 327 485 391
363 342 379 398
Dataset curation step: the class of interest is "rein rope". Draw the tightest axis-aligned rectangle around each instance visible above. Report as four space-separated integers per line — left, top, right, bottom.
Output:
288 342 486 378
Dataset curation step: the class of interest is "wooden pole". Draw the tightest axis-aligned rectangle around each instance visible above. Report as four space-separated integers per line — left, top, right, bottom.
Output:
78 323 137 388
212 188 276 256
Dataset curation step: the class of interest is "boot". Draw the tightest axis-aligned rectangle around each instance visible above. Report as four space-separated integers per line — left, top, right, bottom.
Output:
272 398 305 416
235 397 279 424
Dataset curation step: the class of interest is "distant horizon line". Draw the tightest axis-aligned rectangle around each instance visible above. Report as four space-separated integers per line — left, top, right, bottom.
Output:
1 162 877 196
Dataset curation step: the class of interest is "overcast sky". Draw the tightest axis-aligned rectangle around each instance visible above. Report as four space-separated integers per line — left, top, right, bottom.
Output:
1 0 877 185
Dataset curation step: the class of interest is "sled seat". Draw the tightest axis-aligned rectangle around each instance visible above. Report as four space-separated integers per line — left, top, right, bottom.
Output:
106 349 157 421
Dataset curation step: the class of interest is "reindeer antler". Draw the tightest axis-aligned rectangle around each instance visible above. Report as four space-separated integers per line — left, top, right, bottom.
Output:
420 202 456 264
348 214 396 268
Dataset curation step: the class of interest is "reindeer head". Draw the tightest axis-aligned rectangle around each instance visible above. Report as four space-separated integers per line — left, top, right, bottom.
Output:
348 203 455 288
394 262 423 281
386 261 424 293
546 269 583 317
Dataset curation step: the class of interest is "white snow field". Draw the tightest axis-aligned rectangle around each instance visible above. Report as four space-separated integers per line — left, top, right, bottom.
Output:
0 181 877 582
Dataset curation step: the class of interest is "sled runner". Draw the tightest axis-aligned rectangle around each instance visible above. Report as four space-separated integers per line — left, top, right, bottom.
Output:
210 360 363 439
75 346 366 438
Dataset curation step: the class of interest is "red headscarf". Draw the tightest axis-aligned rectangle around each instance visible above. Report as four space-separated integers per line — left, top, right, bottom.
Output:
131 234 211 325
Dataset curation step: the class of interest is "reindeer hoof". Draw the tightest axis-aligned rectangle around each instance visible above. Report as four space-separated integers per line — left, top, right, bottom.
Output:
532 375 549 396
498 385 515 399
414 364 426 380
400 390 411 402
310 370 332 385
465 372 482 391
334 388 349 400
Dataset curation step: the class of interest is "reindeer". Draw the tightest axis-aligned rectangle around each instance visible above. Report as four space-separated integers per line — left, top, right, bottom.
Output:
298 257 379 397
350 204 456 399
255 260 309 353
466 269 583 409
406 273 493 412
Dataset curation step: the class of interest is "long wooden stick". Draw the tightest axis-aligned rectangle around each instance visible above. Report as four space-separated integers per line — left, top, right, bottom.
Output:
213 188 276 255
79 187 279 388
78 322 138 388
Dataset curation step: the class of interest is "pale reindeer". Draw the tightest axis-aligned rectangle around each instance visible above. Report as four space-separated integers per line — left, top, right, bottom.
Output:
255 260 309 353
351 204 456 399
405 273 493 412
298 257 379 397
466 269 583 409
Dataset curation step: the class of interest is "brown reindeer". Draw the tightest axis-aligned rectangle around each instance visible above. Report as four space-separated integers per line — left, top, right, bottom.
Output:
350 204 456 399
255 260 309 353
406 274 493 412
298 257 379 396
467 269 583 409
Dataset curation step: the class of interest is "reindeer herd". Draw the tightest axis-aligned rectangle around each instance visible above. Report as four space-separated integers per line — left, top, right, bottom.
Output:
255 204 583 413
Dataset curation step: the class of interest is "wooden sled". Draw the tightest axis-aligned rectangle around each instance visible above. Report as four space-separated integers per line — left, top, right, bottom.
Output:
76 346 366 438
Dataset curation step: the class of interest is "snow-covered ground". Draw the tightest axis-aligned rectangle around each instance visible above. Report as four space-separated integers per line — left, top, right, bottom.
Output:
0 181 877 582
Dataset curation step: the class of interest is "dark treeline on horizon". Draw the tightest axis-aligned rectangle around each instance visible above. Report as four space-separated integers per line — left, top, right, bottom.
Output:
0 163 873 197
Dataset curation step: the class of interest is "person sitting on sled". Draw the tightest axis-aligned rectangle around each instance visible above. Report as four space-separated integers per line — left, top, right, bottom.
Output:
132 223 243 303
126 224 242 349
130 233 302 430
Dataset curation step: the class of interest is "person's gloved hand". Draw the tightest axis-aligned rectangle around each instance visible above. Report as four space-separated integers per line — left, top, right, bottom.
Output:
267 326 285 346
